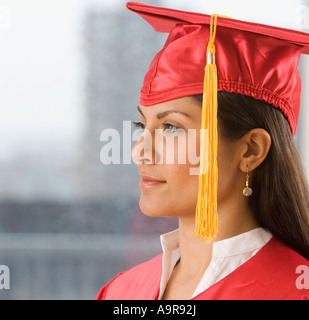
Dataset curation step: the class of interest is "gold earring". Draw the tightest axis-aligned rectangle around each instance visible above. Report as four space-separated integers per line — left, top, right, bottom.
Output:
243 166 253 197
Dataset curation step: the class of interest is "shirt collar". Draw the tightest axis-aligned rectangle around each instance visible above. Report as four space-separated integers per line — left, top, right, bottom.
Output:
212 227 273 258
160 229 179 252
160 227 272 257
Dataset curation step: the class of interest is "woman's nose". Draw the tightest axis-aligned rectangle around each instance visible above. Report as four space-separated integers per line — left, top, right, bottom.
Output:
131 128 156 164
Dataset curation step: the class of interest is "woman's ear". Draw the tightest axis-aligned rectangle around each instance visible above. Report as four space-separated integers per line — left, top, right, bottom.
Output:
238 128 272 172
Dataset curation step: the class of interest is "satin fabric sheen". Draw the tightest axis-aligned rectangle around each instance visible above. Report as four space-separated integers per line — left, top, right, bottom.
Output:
126 2 309 136
140 23 301 136
96 237 309 300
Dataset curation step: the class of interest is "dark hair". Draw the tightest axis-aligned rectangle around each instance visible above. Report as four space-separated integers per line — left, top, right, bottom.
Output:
193 92 309 260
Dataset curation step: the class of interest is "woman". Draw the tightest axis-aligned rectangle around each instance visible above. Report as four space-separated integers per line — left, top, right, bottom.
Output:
96 2 309 300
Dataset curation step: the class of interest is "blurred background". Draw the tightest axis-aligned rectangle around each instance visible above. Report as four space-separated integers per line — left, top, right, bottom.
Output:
0 0 308 299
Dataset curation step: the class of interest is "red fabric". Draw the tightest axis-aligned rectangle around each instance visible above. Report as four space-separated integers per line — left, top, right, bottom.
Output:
193 237 309 300
96 254 162 300
127 2 309 136
96 237 309 300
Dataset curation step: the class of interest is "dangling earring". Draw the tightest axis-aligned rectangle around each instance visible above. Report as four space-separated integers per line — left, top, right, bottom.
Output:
243 165 253 197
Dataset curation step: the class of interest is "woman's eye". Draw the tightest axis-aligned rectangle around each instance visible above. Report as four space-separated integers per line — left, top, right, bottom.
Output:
132 121 146 131
163 123 182 133
132 121 183 134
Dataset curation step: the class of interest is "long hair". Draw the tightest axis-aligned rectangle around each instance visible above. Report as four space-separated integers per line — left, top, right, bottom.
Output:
193 92 309 260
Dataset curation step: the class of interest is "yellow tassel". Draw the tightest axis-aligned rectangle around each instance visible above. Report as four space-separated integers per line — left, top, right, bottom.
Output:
195 14 219 242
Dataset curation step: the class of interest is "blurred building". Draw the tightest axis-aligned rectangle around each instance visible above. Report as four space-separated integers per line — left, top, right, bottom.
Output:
0 4 178 300
81 7 164 198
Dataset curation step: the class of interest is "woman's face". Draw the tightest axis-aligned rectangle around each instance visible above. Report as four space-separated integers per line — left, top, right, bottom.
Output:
131 96 238 219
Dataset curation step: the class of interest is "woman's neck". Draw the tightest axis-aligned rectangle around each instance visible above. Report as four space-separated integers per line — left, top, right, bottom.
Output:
177 202 260 275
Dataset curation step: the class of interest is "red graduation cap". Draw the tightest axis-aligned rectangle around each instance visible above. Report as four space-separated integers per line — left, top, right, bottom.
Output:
127 1 309 136
127 2 309 241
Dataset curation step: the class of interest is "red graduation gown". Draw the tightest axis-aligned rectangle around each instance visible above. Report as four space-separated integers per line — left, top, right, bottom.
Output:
96 237 309 300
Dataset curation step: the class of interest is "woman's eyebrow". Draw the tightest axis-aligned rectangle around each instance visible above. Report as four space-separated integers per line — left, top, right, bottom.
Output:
137 106 145 118
137 106 191 119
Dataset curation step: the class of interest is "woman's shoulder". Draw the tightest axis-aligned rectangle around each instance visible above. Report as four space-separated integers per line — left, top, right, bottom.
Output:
267 236 308 266
247 236 309 299
96 253 163 300
195 236 309 300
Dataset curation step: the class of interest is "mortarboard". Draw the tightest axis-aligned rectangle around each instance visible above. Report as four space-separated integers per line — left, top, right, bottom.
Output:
127 2 309 242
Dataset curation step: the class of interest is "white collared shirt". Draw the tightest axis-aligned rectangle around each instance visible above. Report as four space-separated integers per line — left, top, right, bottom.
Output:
158 227 273 300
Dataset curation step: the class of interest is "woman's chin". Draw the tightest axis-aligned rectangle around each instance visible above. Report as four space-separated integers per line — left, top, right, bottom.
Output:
138 196 175 218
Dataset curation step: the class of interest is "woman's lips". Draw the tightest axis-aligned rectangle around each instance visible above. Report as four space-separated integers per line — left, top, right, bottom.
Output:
139 175 166 190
